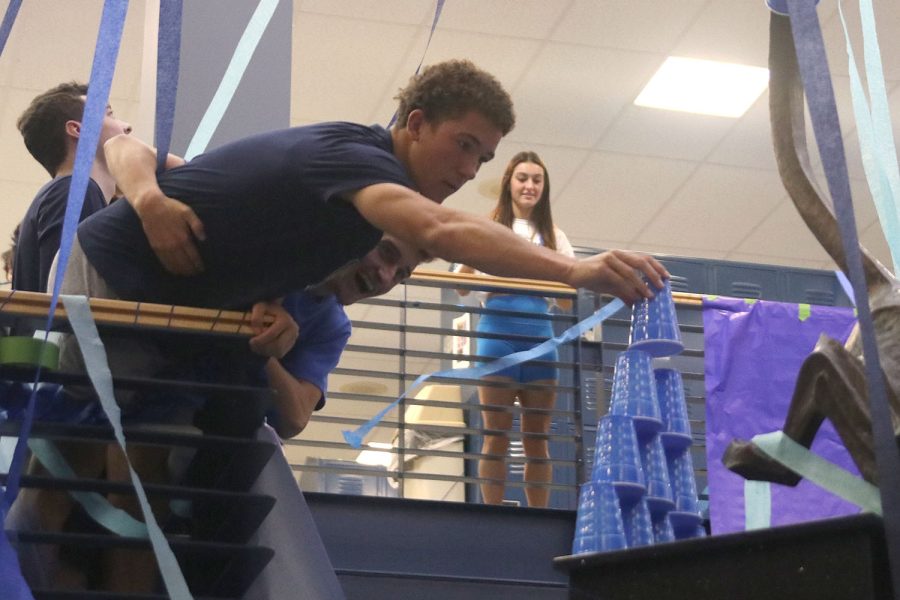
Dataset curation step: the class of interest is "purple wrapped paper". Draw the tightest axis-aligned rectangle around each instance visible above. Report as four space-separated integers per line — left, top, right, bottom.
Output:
703 297 858 534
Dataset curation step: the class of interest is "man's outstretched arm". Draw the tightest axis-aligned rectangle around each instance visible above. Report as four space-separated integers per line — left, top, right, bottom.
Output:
350 183 669 304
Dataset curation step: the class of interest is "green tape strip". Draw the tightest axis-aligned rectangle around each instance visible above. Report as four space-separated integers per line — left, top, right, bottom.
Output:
744 480 772 530
798 303 811 321
744 298 759 306
752 430 882 514
0 337 59 370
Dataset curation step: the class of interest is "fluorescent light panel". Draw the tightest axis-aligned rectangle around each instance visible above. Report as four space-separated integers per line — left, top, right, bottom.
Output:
634 56 769 118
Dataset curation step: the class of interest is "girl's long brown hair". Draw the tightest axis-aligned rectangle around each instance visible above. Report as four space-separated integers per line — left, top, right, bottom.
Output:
489 151 558 250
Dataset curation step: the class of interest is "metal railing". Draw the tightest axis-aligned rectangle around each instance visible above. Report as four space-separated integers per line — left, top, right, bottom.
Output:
284 268 708 511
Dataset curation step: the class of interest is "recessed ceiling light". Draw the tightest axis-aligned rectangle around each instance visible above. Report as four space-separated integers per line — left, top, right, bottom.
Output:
634 56 769 118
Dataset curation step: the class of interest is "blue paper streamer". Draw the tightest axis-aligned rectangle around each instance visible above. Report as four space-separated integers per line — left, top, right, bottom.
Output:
785 3 900 596
0 0 22 57
1 0 129 515
184 0 279 160
343 298 624 448
155 0 183 173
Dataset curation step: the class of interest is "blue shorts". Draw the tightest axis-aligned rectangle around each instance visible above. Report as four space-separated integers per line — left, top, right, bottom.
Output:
476 295 558 383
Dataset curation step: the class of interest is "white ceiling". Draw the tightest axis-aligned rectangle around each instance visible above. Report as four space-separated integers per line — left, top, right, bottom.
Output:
1 0 898 277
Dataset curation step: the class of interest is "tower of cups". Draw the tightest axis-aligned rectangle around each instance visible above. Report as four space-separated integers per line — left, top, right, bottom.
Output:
572 280 705 555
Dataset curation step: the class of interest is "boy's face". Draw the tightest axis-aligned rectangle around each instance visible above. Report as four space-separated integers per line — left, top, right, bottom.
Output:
326 236 431 305
405 109 503 203
79 97 131 153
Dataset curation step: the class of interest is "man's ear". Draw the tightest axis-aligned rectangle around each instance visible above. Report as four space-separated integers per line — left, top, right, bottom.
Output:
406 108 426 141
64 120 81 139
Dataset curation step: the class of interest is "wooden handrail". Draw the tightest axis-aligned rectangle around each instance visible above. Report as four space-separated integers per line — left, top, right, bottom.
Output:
0 289 258 336
410 267 707 306
0 274 707 336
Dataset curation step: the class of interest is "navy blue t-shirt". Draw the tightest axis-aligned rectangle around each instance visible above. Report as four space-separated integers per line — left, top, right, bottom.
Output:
13 177 106 292
78 122 414 309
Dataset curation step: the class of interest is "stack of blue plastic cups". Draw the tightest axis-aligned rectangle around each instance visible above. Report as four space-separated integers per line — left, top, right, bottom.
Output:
572 279 704 555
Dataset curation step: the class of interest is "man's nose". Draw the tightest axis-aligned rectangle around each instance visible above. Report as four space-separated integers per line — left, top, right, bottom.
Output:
459 157 479 181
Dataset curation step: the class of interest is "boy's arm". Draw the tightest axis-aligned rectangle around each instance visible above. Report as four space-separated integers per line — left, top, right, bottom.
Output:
103 134 205 275
349 183 669 304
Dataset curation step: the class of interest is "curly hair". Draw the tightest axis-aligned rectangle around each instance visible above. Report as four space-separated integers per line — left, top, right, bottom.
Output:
490 151 558 251
17 82 88 176
394 59 514 135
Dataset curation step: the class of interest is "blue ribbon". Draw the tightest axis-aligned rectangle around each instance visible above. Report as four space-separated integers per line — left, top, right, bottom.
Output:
785 3 900 596
155 0 183 174
1 0 130 515
0 0 22 57
342 298 624 448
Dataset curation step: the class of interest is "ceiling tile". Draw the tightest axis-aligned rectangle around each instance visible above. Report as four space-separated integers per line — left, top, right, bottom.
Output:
597 104 738 162
509 44 663 148
635 164 787 251
434 0 568 38
672 0 771 66
291 13 419 123
550 0 707 53
733 202 834 263
706 92 778 170
555 152 697 243
368 29 544 125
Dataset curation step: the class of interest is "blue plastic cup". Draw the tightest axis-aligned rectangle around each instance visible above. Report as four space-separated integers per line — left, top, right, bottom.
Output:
610 350 662 437
668 450 701 514
639 434 674 515
571 481 627 554
622 496 654 548
655 368 693 452
669 511 704 539
651 512 676 544
592 415 646 502
629 279 683 358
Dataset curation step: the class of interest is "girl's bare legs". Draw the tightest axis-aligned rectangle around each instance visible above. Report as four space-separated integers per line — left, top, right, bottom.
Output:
519 383 556 508
478 377 517 504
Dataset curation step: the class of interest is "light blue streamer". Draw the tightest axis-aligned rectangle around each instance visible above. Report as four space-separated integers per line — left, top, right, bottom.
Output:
752 430 882 514
837 1 900 273
342 298 625 448
27 439 149 538
183 0 279 160
61 295 193 599
744 480 772 530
